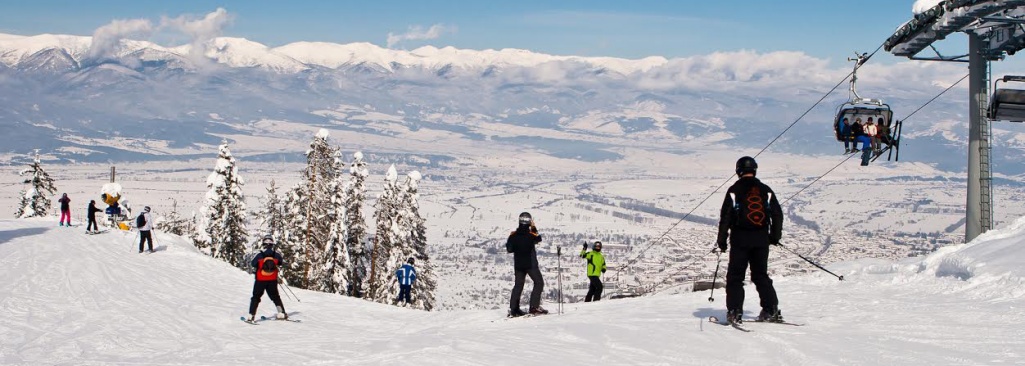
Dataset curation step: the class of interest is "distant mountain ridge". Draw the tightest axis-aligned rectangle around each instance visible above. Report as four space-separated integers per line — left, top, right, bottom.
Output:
0 33 668 75
2 32 1024 176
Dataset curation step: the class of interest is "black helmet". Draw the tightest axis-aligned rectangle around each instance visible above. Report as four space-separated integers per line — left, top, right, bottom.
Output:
261 234 275 248
593 241 603 251
144 206 152 212
518 212 532 226
735 156 758 176
407 257 415 265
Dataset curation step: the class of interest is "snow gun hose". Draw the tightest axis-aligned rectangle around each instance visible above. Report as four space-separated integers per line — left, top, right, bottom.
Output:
708 249 721 302
779 244 844 281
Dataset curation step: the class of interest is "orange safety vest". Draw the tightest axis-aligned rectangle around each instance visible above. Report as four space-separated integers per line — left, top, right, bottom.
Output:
256 257 279 281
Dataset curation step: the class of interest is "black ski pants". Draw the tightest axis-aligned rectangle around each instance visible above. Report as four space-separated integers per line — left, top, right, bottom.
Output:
138 230 153 252
585 276 603 302
249 280 285 316
397 285 412 304
725 240 778 313
87 216 98 231
510 267 544 311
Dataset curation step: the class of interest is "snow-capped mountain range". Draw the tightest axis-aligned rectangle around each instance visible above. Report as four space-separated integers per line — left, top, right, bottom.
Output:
2 32 1025 175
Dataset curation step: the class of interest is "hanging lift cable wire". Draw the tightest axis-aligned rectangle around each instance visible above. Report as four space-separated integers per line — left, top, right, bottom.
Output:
615 43 888 278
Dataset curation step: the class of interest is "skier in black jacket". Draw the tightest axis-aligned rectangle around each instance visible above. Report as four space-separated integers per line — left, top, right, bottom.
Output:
716 156 784 324
506 212 547 316
86 200 102 233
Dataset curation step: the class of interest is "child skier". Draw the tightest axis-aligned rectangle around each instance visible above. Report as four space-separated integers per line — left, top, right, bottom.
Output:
247 235 288 322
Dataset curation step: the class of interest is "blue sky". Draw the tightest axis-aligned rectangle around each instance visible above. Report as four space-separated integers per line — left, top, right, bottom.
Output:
0 0 982 66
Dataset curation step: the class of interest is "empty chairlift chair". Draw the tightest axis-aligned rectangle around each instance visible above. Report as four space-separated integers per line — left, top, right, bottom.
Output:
988 75 1025 122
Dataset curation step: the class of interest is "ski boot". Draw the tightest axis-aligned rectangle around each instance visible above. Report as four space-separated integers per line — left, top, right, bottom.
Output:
276 305 288 320
726 309 743 324
757 308 783 323
509 308 527 317
843 148 850 154
529 306 549 315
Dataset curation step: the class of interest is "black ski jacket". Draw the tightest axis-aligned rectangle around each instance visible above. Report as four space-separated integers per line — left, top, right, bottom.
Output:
87 202 102 219
506 225 543 271
716 176 784 248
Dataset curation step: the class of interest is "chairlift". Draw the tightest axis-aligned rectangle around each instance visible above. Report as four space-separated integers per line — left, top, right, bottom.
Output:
988 75 1025 122
833 52 902 162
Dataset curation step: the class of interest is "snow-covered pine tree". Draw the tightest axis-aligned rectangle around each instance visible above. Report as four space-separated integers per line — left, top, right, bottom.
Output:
401 171 436 311
311 150 351 294
284 129 343 290
278 185 309 286
258 180 286 240
197 141 249 269
343 151 370 297
366 164 403 303
15 151 58 218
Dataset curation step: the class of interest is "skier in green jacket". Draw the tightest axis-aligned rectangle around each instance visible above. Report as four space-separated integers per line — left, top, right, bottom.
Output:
580 241 607 302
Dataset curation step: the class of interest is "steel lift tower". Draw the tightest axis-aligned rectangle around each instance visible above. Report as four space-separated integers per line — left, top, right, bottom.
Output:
885 0 1025 243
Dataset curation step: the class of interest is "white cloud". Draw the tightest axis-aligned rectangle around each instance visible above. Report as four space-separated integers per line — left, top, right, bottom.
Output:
87 18 154 61
161 8 234 65
387 24 455 48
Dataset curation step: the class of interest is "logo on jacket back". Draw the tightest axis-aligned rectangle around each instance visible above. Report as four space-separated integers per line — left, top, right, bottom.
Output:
733 186 768 230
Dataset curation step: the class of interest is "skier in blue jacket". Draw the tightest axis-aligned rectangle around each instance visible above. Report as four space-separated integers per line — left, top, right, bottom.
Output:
396 257 417 304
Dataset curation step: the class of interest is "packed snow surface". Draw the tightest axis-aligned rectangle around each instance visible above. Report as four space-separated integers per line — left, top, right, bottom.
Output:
0 216 1022 365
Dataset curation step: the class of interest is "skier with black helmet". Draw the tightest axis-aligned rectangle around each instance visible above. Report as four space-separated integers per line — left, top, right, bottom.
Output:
716 156 784 324
395 257 417 305
580 241 607 302
505 212 547 316
247 235 287 322
136 206 154 253
86 200 102 233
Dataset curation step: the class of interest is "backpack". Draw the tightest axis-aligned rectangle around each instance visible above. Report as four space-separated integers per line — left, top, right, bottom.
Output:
731 185 771 230
136 213 146 228
261 257 278 272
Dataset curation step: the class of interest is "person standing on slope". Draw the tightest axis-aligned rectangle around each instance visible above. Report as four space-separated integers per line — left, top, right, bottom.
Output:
716 156 785 324
395 257 417 305
86 200 102 233
580 241 607 302
58 193 71 227
136 206 154 253
506 212 547 316
247 235 288 321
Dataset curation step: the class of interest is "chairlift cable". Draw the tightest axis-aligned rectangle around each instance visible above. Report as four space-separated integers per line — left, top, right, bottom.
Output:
615 43 887 277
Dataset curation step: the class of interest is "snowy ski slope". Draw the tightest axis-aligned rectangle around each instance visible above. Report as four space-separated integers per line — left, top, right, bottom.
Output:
0 216 1022 365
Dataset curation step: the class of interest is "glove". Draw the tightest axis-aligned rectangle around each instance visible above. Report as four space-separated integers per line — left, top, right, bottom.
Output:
601 269 606 273
718 242 727 253
770 241 780 246
582 243 588 250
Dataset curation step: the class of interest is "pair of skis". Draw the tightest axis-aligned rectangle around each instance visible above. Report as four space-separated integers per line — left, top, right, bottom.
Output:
241 315 302 325
708 316 803 332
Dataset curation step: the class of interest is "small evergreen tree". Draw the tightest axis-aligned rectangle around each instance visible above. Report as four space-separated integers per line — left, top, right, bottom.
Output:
343 151 370 297
197 141 249 269
15 151 58 218
279 185 309 287
155 199 195 237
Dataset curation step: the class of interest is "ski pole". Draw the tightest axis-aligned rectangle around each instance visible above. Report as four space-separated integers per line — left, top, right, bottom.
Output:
280 281 301 302
708 248 722 302
778 244 844 281
279 282 294 302
557 245 562 315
